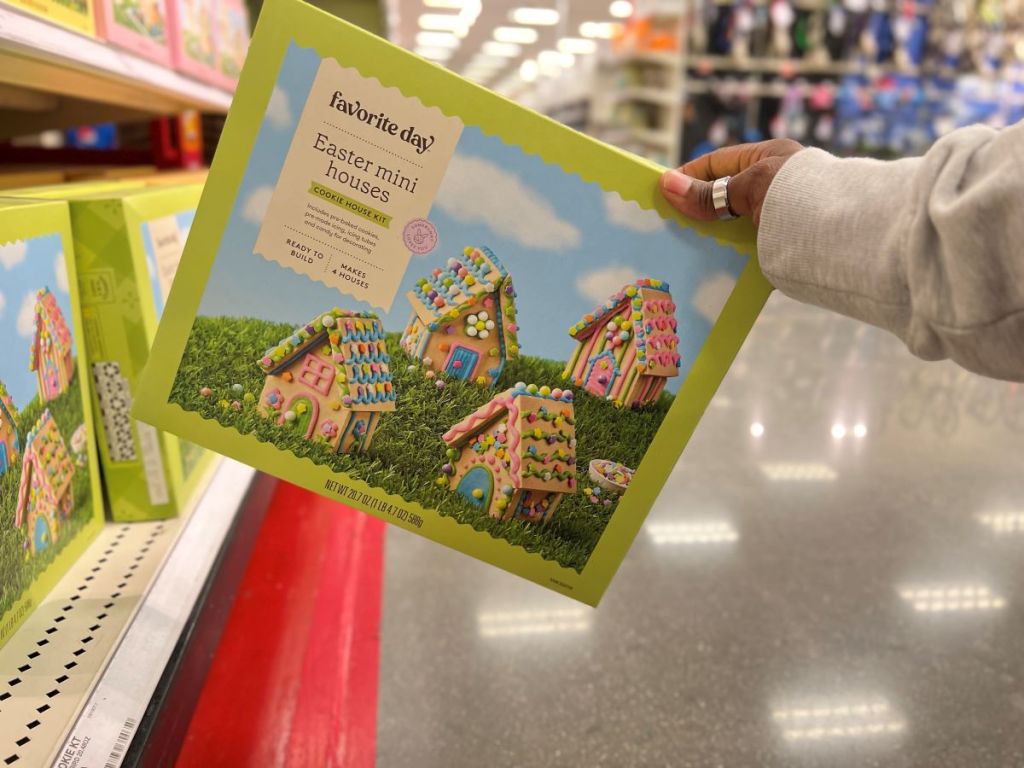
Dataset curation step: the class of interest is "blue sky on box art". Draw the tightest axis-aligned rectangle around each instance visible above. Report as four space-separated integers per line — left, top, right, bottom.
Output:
197 42 749 393
142 210 196 319
0 232 75 409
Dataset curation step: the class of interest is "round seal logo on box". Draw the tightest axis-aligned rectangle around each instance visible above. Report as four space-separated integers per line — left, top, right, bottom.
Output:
403 218 438 255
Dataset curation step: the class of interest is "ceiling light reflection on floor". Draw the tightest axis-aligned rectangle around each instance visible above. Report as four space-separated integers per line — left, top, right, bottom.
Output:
750 421 765 437
758 462 837 481
898 584 1007 613
978 512 1024 534
477 607 591 638
646 521 739 545
773 697 906 744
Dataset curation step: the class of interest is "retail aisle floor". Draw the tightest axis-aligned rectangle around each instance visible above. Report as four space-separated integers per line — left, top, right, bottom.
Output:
376 294 1024 768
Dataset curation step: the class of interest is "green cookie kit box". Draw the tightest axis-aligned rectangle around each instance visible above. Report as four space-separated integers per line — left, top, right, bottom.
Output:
0 198 104 647
70 185 215 521
135 0 772 605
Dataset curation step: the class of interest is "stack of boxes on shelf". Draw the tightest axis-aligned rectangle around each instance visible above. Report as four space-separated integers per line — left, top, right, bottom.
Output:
2 0 250 89
0 177 213 647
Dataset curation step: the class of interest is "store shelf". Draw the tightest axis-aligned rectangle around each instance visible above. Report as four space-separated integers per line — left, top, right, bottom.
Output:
0 458 256 767
0 5 232 138
614 86 680 106
687 54 861 77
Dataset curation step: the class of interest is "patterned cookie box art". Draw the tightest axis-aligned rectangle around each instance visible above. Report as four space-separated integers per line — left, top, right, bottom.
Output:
0 198 104 648
134 0 768 606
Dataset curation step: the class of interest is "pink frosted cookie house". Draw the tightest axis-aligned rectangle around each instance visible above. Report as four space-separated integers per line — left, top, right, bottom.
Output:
400 246 519 388
16 409 75 554
440 383 576 525
563 278 680 408
257 309 396 454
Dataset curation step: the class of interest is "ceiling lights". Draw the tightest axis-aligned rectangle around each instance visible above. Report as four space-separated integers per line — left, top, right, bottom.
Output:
646 521 739 545
609 0 634 18
580 20 622 39
519 59 538 82
415 31 460 48
978 511 1024 534
493 25 539 44
557 37 598 55
423 0 469 7
418 13 467 33
898 584 1007 613
773 697 906 743
510 7 560 26
477 607 591 638
414 46 454 61
482 41 521 57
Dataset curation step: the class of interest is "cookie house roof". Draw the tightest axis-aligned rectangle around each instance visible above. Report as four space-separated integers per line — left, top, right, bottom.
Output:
567 278 680 378
15 409 74 526
29 288 72 373
258 308 396 412
407 246 509 325
442 383 576 494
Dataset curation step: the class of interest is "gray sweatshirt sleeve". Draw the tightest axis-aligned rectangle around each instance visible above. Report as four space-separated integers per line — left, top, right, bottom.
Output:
757 121 1024 382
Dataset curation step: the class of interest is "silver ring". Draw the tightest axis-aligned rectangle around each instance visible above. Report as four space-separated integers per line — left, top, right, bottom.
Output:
712 176 738 221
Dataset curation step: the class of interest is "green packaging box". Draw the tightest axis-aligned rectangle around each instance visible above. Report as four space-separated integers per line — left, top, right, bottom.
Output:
135 0 772 605
69 186 215 521
0 198 105 647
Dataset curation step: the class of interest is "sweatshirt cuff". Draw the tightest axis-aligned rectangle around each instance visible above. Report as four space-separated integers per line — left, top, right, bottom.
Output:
756 147 920 330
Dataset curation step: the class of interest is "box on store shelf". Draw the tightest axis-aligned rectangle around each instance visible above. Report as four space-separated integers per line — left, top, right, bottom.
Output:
212 0 249 89
68 185 215 521
2 0 96 35
94 0 173 66
135 0 770 606
166 0 219 84
0 197 105 648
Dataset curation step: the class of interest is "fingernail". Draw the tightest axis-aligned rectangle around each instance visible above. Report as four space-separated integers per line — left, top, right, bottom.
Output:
662 170 692 197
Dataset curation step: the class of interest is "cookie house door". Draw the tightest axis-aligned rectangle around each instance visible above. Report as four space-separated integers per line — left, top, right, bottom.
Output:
585 351 616 397
456 465 493 510
446 346 479 381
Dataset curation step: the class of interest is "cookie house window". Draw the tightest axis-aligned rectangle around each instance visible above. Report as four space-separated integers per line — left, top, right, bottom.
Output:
299 353 334 395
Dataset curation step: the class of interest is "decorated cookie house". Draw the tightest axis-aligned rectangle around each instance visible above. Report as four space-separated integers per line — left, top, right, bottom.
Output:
258 309 396 454
30 287 75 403
440 383 576 524
0 382 19 476
563 278 680 408
401 246 519 388
15 409 75 553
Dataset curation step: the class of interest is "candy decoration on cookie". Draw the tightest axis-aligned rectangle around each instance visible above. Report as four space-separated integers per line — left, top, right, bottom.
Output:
400 246 519 388
563 278 680 408
15 409 75 554
257 308 396 454
440 384 576 525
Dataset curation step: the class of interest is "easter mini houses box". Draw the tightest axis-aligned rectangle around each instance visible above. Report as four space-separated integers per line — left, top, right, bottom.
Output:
0 197 104 648
132 0 769 606
64 185 215 522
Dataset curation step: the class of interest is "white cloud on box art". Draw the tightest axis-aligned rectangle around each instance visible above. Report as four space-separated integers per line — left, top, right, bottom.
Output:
55 251 69 293
692 271 737 323
265 87 293 129
603 192 664 234
576 265 636 304
0 240 27 270
242 186 274 224
0 290 5 318
434 154 581 251
16 291 36 337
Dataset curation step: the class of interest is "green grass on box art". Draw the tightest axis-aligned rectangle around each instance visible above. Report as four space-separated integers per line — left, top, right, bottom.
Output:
170 316 671 572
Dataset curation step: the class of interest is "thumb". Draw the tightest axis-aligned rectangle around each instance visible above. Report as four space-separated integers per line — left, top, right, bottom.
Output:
659 170 717 221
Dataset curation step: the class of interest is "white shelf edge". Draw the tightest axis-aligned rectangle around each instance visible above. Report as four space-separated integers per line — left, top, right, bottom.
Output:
0 5 232 112
54 459 256 767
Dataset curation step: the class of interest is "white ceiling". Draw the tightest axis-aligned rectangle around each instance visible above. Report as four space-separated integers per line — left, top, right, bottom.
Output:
385 0 634 91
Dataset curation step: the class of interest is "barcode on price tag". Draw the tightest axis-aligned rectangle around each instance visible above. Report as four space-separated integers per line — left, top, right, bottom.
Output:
104 717 138 768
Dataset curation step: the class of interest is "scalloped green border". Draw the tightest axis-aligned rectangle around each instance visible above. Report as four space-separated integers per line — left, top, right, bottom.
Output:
0 197 105 647
134 0 772 606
